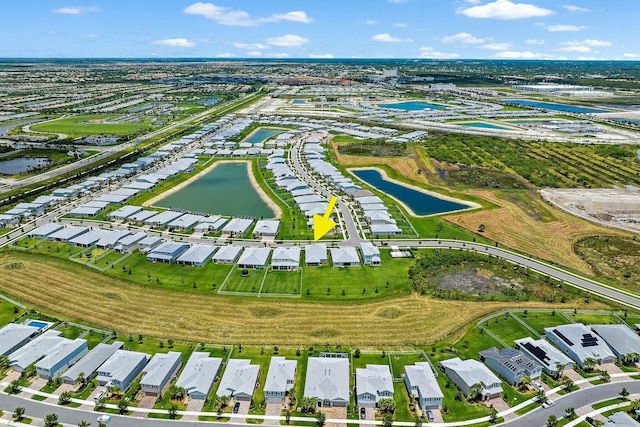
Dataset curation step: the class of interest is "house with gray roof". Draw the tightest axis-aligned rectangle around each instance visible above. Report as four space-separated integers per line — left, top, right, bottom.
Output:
264 357 297 403
147 242 189 263
479 347 542 386
217 359 260 401
404 362 443 410
513 337 573 377
440 357 503 401
271 247 300 271
545 323 616 367
253 220 280 238
330 247 360 267
96 230 132 249
9 330 65 372
356 364 393 408
128 210 157 223
0 323 40 356
97 350 149 392
47 226 88 242
370 224 402 236
144 211 184 227
168 214 204 231
114 232 147 253
175 352 222 400
238 247 271 269
304 356 349 407
213 245 243 264
62 341 123 384
69 229 110 247
108 205 143 221
604 412 640 427
138 236 162 253
35 338 88 379
141 352 182 397
592 324 640 363
359 242 381 266
305 243 327 266
222 218 254 237
177 245 218 267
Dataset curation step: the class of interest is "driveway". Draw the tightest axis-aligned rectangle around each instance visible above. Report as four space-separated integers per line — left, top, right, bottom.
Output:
21 377 47 398
486 397 514 421
132 395 157 417
232 399 251 423
320 406 347 427
181 398 205 421
45 382 76 403
563 369 591 388
264 401 283 425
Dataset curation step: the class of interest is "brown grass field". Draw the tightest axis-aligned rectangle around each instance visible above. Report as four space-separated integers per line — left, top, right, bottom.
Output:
0 252 605 347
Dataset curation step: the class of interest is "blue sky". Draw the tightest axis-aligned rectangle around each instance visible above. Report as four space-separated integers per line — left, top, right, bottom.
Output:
2 0 639 59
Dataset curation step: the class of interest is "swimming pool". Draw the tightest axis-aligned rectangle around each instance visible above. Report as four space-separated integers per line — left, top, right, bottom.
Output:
26 320 49 330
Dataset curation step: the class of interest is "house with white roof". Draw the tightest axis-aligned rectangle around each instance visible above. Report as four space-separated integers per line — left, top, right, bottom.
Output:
108 205 143 221
0 323 40 356
305 243 327 266
592 324 640 363
253 220 280 238
264 357 297 403
175 352 222 400
479 347 542 386
304 356 349 407
147 242 189 263
28 223 64 239
222 218 254 237
440 357 503 401
514 337 574 377
217 359 260 401
62 341 123 384
370 224 402 236
330 247 360 267
238 247 271 269
114 232 147 253
271 247 300 271
35 338 88 379
177 245 218 267
168 214 204 231
140 352 182 397
213 245 243 264
356 364 393 408
144 211 184 228
69 229 110 247
96 230 132 249
359 242 381 266
604 412 640 427
404 362 443 410
545 324 616 367
97 350 149 392
48 226 88 242
8 330 65 372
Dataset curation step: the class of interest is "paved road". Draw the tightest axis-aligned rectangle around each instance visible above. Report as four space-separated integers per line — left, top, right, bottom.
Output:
504 380 640 427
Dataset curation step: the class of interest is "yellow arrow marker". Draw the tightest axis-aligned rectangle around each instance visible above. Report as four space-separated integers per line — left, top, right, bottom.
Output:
313 196 338 241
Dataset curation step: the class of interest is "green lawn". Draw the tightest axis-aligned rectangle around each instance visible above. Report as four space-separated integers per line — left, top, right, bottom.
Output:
21 241 84 260
222 268 267 294
108 335 195 363
481 314 536 346
592 397 626 410
514 310 570 335
57 323 84 339
0 299 24 327
261 270 302 296
31 115 156 137
91 251 129 269
566 311 622 326
393 381 415 421
389 353 428 379
436 370 492 422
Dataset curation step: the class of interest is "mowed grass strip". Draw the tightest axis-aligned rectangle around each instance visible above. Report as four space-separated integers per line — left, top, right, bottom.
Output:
260 270 301 295
514 311 569 335
481 315 535 347
0 251 576 347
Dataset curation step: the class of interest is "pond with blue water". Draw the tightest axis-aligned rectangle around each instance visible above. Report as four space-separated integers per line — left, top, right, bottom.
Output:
378 101 446 111
352 169 470 216
458 121 512 130
502 99 609 114
243 127 286 145
0 157 50 175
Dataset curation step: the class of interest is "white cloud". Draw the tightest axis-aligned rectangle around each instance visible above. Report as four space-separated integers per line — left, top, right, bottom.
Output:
365 19 377 25
152 38 196 48
52 6 99 15
465 0 483 4
265 34 309 47
267 52 290 58
183 3 312 26
394 23 409 27
559 45 591 52
246 51 263 57
418 47 459 59
546 24 586 31
559 39 612 52
233 42 270 50
216 53 234 58
494 50 543 59
562 5 591 12
81 33 99 39
483 42 512 50
623 53 640 59
526 39 545 45
309 53 335 58
441 32 484 44
457 0 554 20
577 56 598 60
371 33 413 43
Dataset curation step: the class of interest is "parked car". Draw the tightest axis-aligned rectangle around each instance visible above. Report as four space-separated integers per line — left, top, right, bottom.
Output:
94 390 105 401
532 381 544 391
426 410 434 422
96 414 111 424
233 402 241 414
360 407 366 420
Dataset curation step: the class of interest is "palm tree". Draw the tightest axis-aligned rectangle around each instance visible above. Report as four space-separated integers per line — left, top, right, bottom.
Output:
563 378 575 392
583 358 597 372
546 414 558 427
12 407 25 422
601 370 611 383
44 413 59 427
519 376 532 391
536 389 547 404
565 407 576 420
78 421 91 427
382 412 393 427
620 387 630 400
168 403 178 419
118 398 128 414
468 383 484 402
315 411 326 427
554 362 565 380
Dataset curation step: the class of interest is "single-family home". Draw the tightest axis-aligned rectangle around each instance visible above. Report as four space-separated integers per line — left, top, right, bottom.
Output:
138 236 162 253
97 350 149 392
359 242 381 266
114 232 147 253
213 245 243 264
330 247 360 267
168 214 204 231
304 356 349 407
69 229 110 247
545 324 616 367
305 243 328 266
140 352 182 397
144 211 184 228
96 230 132 250
147 242 189 263
404 362 444 410
264 357 297 403
513 337 574 377
604 412 640 427
8 330 66 372
271 247 301 271
128 210 157 224
62 342 124 384
177 245 218 267
0 323 41 356
356 364 393 408
222 218 254 237
108 205 143 221
591 324 640 363
217 359 260 401
48 226 89 243
35 338 88 379
440 357 503 401
175 352 222 400
479 347 542 386
28 223 64 239
253 220 280 238
370 224 402 236
237 247 271 269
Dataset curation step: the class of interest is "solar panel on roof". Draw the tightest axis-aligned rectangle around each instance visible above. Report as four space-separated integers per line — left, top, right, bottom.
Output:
522 342 551 366
581 334 599 347
553 329 574 346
